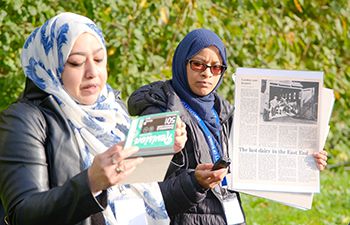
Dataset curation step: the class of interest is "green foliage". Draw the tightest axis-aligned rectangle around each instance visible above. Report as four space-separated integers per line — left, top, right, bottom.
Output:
2 0 348 164
242 169 350 225
0 0 349 223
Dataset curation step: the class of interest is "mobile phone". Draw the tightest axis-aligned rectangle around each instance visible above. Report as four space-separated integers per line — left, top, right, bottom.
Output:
212 156 231 170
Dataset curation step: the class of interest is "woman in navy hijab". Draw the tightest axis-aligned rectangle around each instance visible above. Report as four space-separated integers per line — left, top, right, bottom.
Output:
128 29 328 225
129 28 246 225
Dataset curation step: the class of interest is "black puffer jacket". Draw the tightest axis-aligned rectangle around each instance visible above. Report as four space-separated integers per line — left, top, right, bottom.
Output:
0 79 109 225
128 80 245 225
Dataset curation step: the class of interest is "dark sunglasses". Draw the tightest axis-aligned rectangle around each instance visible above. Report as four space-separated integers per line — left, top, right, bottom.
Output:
188 59 227 76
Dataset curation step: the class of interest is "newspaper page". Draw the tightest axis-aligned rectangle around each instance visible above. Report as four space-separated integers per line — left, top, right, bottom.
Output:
230 68 323 193
228 87 334 210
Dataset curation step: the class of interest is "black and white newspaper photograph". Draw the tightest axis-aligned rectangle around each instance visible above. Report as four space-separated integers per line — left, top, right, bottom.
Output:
261 80 319 124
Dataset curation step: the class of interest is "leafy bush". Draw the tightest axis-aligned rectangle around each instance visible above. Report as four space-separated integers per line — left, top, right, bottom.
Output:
1 0 349 163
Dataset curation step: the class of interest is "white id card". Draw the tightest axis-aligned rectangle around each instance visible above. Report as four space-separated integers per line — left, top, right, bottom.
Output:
114 198 148 225
222 194 245 225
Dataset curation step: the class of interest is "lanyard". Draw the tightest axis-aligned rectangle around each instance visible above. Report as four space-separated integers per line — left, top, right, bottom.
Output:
181 101 227 186
181 100 227 186
181 101 221 162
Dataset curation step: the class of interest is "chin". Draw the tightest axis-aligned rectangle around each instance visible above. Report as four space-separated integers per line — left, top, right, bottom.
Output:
79 97 99 105
195 89 212 96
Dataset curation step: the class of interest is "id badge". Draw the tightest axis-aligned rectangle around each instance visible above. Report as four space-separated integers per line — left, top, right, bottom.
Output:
222 192 245 225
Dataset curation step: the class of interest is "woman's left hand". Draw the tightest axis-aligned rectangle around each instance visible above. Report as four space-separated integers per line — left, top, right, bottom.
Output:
194 163 228 189
174 118 187 153
313 150 328 171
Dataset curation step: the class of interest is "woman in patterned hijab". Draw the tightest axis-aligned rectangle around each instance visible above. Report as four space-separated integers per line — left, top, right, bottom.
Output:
0 12 186 225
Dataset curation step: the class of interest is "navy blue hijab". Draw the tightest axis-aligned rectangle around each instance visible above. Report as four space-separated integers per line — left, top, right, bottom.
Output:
171 29 227 149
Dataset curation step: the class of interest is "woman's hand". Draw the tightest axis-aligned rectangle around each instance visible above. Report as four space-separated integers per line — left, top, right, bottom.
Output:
174 118 187 153
313 150 328 171
87 142 144 194
194 163 228 189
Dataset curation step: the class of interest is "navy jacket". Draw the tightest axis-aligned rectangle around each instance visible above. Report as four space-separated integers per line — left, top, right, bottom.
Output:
128 80 245 225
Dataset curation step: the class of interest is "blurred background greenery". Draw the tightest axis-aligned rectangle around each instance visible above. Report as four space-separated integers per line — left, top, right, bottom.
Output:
0 0 349 224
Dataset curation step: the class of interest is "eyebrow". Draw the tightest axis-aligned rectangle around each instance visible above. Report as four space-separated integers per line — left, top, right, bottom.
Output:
192 57 221 64
69 47 104 57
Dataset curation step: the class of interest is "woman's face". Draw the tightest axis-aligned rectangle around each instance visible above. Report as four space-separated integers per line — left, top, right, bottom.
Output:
186 46 223 96
61 33 107 105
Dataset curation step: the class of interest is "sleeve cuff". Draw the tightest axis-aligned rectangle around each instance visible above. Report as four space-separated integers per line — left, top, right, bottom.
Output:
189 170 208 193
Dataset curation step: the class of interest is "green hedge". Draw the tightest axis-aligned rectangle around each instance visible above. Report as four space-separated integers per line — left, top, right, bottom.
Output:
1 0 349 165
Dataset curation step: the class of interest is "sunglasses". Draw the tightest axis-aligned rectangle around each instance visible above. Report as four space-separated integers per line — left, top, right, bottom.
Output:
188 59 227 76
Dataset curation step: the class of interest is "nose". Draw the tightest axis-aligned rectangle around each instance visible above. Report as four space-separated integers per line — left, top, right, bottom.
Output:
85 59 98 78
201 67 213 78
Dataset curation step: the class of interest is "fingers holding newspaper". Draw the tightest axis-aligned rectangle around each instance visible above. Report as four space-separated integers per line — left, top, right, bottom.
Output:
313 150 328 171
194 163 228 189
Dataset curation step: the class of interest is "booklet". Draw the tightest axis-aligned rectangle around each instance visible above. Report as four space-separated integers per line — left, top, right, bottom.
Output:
124 111 179 157
121 111 179 184
121 154 173 184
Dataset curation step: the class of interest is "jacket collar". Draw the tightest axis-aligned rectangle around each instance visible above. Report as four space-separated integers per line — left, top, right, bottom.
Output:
21 78 49 101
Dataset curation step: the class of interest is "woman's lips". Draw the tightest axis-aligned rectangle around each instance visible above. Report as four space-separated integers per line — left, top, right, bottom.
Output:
196 81 212 88
81 84 98 93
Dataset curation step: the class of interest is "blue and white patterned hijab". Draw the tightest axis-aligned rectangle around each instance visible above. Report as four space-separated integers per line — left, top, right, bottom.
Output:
21 12 168 225
21 12 130 153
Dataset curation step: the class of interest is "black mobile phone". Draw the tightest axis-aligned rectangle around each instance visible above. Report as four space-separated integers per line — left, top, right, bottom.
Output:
212 156 231 170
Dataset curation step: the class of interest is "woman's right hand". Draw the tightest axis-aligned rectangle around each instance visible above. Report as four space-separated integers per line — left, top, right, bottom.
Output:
87 142 144 194
194 163 228 189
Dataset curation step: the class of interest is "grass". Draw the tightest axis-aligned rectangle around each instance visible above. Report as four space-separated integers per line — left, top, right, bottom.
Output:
241 169 350 225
